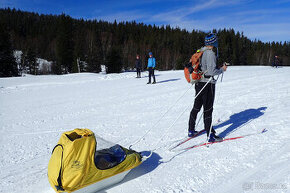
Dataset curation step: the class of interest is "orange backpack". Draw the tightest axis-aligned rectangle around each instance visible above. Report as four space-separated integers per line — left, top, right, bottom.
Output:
184 50 204 83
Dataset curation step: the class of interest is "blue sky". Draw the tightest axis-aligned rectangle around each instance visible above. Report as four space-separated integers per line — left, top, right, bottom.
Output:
1 0 290 42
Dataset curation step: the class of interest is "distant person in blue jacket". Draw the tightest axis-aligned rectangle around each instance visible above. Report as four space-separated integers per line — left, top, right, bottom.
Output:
147 52 156 84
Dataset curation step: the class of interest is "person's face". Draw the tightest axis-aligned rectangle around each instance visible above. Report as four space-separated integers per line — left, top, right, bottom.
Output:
136 56 139 59
149 54 152 57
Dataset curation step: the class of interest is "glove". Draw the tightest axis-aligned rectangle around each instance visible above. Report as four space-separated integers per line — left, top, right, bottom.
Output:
222 65 227 72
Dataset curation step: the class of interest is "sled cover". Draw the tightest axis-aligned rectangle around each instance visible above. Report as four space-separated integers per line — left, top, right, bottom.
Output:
48 128 142 193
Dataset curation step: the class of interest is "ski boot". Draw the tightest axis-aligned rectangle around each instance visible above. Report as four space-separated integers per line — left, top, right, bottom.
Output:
208 133 223 142
188 130 198 137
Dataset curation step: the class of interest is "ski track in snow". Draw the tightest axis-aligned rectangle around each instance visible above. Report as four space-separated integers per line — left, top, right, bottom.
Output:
0 67 289 193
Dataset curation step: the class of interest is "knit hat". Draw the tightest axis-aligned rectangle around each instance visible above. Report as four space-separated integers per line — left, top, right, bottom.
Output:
149 52 153 56
205 33 218 47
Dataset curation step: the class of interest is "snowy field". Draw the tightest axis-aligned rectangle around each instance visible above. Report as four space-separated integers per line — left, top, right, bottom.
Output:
0 66 290 193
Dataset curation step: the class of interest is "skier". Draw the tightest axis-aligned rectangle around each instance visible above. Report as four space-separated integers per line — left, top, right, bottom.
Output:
188 33 227 142
147 52 156 84
135 54 142 78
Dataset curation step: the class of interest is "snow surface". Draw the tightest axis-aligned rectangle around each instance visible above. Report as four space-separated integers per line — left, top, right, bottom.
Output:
0 66 289 193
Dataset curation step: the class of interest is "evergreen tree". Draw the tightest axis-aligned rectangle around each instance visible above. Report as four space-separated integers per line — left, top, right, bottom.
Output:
51 61 62 75
56 14 75 74
23 48 38 75
106 46 122 73
73 26 86 72
0 23 18 77
85 29 102 73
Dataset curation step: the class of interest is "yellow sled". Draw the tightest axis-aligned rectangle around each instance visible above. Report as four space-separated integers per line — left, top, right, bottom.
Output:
48 129 143 193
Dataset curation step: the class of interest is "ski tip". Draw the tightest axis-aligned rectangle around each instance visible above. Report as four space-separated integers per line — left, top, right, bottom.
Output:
262 128 268 133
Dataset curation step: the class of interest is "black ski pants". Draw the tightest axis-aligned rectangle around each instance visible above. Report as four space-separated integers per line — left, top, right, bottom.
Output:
188 82 216 136
136 68 141 77
148 67 156 83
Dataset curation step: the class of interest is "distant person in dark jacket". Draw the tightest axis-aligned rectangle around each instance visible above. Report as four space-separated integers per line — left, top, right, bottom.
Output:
272 55 279 68
147 52 156 84
135 54 142 78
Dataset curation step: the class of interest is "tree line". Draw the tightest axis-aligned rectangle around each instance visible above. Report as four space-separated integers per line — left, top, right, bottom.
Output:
0 8 289 77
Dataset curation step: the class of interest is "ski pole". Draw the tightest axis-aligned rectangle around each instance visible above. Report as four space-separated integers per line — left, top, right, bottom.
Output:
150 77 213 152
206 74 222 143
129 82 194 149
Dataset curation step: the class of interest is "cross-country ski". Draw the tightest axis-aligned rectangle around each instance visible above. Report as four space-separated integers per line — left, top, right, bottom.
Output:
171 129 268 152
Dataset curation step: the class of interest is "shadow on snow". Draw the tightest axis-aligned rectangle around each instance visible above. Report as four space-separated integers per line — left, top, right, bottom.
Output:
124 151 162 181
98 151 162 193
159 107 267 164
214 107 267 138
157 78 180 84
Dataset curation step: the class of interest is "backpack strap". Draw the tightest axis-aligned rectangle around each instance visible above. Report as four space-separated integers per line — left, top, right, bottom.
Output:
52 144 65 191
